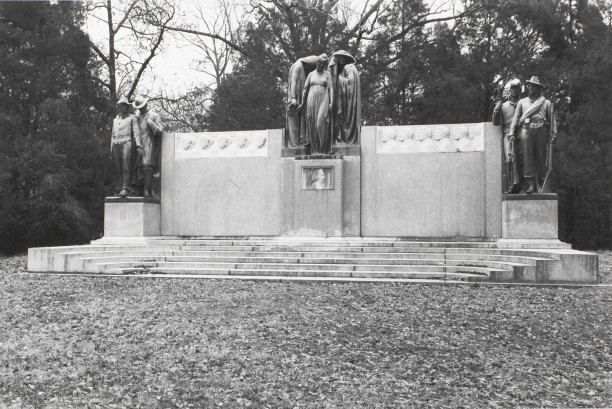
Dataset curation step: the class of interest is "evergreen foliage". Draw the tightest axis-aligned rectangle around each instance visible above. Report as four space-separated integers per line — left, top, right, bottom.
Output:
207 23 286 131
0 2 111 253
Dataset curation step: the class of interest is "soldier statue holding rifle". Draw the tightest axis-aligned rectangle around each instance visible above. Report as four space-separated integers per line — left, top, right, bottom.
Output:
510 76 557 194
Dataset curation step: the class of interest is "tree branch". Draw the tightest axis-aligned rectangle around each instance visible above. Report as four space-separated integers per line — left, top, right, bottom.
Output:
127 5 176 98
358 7 480 66
113 0 141 35
343 0 385 44
90 42 110 66
93 76 111 89
161 25 249 58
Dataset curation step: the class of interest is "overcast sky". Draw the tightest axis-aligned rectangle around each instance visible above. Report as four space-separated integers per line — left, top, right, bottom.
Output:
84 0 457 99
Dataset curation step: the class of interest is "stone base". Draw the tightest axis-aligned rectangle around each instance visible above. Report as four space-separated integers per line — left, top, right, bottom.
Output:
104 197 160 237
291 158 343 237
502 194 558 239
281 147 360 237
27 237 598 284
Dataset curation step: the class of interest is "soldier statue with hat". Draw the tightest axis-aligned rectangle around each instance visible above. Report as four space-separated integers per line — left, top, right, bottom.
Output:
493 78 523 194
510 76 557 194
110 96 141 197
133 95 164 198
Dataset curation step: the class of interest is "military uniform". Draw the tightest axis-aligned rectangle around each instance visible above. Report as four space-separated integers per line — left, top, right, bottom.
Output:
111 106 140 193
510 96 556 188
493 99 521 191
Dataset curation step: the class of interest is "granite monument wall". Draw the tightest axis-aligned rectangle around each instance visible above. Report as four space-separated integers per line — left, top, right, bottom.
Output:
157 123 503 238
160 129 282 236
360 123 502 238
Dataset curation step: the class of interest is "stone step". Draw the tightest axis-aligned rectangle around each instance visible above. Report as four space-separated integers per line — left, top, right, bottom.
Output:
62 248 543 279
92 237 571 249
170 238 565 247
63 252 444 272
172 241 569 250
98 239 490 247
445 253 552 263
87 260 507 276
68 244 569 256
53 244 568 257
56 248 561 267
29 237 595 284
60 250 448 260
56 246 546 283
78 255 451 265
75 272 488 285
178 245 449 253
79 255 529 270
444 248 561 258
103 267 489 281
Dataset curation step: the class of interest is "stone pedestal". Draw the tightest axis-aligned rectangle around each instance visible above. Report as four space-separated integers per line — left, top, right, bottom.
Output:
281 148 361 237
292 157 343 237
502 194 558 239
104 197 160 237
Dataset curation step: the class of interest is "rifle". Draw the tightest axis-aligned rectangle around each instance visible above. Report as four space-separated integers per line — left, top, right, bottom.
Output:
541 137 553 193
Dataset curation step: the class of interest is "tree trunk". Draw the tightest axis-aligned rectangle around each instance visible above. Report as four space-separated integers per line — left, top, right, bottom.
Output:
107 0 117 102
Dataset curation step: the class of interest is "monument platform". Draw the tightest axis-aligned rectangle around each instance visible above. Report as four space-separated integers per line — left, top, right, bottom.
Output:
27 124 599 284
28 237 598 284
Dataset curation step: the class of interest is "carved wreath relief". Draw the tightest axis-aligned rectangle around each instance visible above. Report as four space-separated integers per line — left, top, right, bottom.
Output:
175 130 269 159
377 124 484 154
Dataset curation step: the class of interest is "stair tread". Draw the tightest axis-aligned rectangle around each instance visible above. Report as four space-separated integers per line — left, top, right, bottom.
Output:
105 267 489 278
92 260 510 271
82 256 528 265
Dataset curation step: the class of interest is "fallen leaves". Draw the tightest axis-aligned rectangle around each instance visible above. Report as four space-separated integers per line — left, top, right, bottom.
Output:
0 253 611 408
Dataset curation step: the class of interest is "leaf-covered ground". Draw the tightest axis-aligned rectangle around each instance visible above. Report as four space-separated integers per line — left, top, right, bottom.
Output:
1 253 611 408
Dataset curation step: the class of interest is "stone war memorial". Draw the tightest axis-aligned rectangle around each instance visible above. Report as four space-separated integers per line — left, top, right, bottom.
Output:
28 54 598 284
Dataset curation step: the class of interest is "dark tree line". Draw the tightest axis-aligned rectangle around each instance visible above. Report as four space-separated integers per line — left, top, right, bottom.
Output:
0 0 610 251
0 2 112 252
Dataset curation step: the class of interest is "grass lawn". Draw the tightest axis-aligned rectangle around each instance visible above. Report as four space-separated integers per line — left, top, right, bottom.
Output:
1 252 611 408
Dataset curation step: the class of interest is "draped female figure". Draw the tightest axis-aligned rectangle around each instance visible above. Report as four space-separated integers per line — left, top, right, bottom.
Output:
298 54 334 154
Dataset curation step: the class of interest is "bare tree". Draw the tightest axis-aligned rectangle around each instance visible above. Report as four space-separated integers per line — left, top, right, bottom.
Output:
151 0 481 74
85 0 176 102
179 0 242 88
153 81 212 132
245 0 479 65
158 0 249 59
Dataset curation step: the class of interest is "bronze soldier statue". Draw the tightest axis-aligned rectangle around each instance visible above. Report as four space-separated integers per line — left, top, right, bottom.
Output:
510 76 557 194
110 96 141 197
133 96 164 198
493 78 522 194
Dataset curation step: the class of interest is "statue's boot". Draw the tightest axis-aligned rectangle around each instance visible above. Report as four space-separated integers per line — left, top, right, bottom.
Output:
122 170 130 194
143 166 153 198
505 184 519 194
526 178 535 194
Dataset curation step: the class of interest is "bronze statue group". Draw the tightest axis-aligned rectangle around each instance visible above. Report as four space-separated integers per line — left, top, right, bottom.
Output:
110 54 555 198
286 50 361 154
286 51 555 194
111 96 164 198
493 76 557 194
